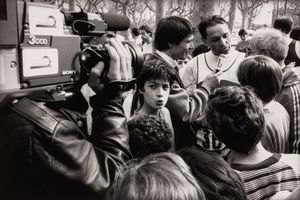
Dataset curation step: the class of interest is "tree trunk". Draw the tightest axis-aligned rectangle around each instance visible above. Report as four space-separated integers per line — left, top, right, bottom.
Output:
69 0 75 11
156 0 168 23
247 9 253 29
284 0 288 14
247 16 252 29
228 0 237 33
122 3 129 40
191 0 218 45
241 11 247 28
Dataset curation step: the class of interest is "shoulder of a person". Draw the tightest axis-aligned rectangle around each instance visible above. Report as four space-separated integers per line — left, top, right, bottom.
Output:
280 154 300 174
179 57 196 76
268 101 288 113
161 107 170 115
230 48 245 57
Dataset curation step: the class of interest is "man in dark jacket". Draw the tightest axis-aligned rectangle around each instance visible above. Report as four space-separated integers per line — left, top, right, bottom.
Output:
0 38 133 200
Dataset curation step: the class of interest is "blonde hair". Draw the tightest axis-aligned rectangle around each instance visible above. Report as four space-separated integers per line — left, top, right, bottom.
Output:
109 152 205 200
248 28 288 64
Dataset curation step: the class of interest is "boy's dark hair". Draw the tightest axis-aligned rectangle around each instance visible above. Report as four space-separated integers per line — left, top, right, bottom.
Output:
273 16 293 34
131 64 177 116
128 115 173 158
237 55 283 103
139 24 153 36
154 16 194 51
131 27 140 37
198 15 228 40
205 86 265 154
192 44 210 57
179 147 247 200
137 64 176 92
290 26 300 41
238 28 248 37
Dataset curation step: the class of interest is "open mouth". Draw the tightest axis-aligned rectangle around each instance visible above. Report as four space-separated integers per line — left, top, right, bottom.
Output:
156 100 164 106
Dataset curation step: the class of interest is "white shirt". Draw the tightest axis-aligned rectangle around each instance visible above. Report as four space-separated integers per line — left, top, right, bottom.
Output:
142 42 153 55
180 48 245 94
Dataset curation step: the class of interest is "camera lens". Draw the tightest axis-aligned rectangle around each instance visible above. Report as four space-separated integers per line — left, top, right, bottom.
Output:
80 40 144 80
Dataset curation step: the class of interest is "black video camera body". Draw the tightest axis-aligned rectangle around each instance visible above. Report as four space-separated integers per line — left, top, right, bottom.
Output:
0 0 143 104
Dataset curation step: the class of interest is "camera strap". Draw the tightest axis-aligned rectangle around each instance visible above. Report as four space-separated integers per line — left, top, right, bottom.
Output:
9 98 59 134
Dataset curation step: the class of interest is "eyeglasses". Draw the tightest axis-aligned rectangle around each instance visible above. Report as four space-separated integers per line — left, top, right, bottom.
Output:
245 48 271 57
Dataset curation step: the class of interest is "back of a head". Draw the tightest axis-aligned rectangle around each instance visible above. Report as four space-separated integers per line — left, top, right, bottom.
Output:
205 86 265 154
131 27 140 37
238 28 248 37
290 26 300 41
192 44 210 57
128 115 173 158
273 16 293 34
154 16 194 51
110 152 206 200
179 147 247 200
248 28 288 64
237 55 283 103
198 15 228 40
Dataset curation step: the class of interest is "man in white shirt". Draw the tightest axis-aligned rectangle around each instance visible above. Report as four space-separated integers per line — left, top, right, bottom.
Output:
180 15 245 156
180 15 245 93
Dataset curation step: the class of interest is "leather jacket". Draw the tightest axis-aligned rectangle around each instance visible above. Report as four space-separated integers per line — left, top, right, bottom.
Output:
0 89 131 200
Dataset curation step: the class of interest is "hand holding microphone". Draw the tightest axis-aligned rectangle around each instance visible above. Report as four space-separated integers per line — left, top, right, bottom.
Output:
199 54 226 93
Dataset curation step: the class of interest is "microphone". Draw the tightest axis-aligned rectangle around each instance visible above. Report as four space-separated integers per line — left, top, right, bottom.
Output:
100 13 130 31
63 11 131 35
216 54 226 73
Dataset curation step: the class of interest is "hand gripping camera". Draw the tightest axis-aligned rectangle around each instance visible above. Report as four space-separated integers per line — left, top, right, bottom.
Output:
0 0 143 105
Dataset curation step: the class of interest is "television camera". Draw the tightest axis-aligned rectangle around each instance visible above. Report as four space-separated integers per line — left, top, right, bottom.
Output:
0 0 143 106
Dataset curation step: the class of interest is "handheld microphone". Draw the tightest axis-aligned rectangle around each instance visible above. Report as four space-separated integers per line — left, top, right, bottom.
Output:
216 54 226 73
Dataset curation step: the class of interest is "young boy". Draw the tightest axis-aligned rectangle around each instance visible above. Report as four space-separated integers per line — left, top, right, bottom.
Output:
205 85 300 200
237 55 289 153
129 64 177 151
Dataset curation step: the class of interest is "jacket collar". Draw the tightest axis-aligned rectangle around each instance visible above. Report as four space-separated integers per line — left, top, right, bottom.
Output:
155 50 178 68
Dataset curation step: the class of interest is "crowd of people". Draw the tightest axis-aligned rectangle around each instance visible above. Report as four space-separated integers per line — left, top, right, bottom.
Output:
1 10 300 200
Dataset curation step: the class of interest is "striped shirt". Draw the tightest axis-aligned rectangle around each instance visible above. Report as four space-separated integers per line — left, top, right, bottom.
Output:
231 154 300 200
289 83 300 153
276 69 300 153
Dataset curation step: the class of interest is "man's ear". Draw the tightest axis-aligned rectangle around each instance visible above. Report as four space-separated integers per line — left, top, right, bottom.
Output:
168 43 174 49
138 88 144 94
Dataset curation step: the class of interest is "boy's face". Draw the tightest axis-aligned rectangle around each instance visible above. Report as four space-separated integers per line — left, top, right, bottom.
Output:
140 79 170 111
204 23 231 56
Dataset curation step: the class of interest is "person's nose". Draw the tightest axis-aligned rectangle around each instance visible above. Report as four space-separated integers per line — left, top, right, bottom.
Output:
189 42 194 50
219 38 227 47
156 87 163 97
